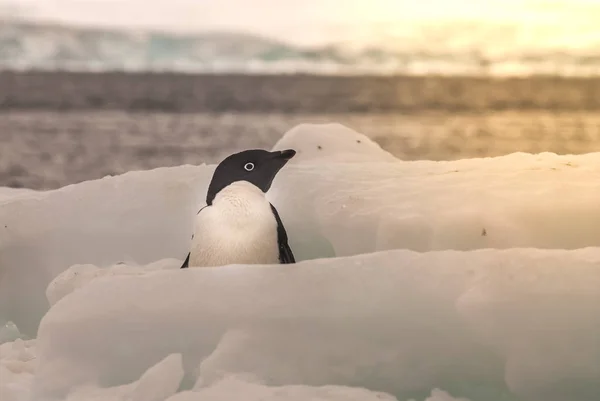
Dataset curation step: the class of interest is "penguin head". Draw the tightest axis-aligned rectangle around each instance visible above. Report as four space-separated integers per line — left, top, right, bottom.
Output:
206 149 296 205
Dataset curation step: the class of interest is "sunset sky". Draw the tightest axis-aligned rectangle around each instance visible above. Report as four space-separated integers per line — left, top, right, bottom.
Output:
2 0 600 46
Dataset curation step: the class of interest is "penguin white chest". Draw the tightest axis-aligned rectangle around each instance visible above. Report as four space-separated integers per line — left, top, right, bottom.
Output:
189 182 279 268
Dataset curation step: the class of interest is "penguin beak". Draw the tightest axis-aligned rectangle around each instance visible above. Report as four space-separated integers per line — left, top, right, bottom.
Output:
275 149 296 160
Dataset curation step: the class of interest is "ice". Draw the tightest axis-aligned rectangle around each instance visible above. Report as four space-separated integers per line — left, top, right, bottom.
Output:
0 321 23 344
272 123 399 163
0 186 39 202
2 124 600 400
167 380 471 401
46 259 181 307
32 248 600 401
166 376 399 401
268 151 600 257
0 165 211 336
456 254 600 401
0 338 36 401
2 147 600 337
423 390 471 401
62 353 184 401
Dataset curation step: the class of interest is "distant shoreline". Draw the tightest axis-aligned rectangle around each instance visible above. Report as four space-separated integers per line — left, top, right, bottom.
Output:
5 69 600 79
1 70 599 112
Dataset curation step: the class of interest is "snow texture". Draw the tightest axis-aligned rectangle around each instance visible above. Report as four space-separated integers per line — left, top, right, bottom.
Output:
31 249 600 401
46 259 180 307
166 376 400 401
0 187 39 202
0 123 600 401
63 353 184 401
6 146 600 336
0 338 36 401
271 123 399 163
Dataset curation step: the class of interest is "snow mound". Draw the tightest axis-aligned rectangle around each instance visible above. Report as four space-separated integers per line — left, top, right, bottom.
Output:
422 390 471 401
62 353 184 401
33 248 600 401
0 186 39 202
0 338 36 401
167 376 399 401
272 123 398 163
46 258 181 307
3 151 600 338
0 321 23 344
0 165 211 337
2 131 600 401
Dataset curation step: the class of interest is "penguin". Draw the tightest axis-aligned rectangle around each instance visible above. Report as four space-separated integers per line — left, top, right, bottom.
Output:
181 149 296 268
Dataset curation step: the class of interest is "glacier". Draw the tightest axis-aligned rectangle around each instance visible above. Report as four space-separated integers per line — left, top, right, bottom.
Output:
0 123 599 401
2 19 600 76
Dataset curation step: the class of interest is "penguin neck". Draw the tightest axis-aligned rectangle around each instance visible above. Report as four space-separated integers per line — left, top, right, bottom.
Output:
211 181 269 211
191 180 280 268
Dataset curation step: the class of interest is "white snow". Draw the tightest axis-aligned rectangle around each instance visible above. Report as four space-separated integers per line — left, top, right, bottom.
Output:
271 123 399 163
0 186 39 202
0 338 36 401
1 123 600 401
63 353 184 401
0 321 23 344
5 148 600 337
166 376 400 401
0 166 210 336
46 259 181 307
422 390 471 401
30 249 600 401
167 380 471 401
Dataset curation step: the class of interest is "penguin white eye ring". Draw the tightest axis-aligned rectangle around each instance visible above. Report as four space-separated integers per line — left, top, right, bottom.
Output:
244 162 255 171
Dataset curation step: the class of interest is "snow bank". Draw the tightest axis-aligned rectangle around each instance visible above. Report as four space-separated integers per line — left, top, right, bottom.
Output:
0 338 36 401
0 186 39 202
2 149 600 337
33 248 600 401
2 124 600 400
272 123 399 163
0 166 210 336
166 376 400 401
63 353 184 401
46 258 181 307
0 321 23 344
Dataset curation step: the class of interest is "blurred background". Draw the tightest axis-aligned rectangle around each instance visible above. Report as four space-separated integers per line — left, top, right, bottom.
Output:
1 0 600 189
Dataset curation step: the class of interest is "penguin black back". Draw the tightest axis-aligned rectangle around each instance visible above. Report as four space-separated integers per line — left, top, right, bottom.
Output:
270 203 295 264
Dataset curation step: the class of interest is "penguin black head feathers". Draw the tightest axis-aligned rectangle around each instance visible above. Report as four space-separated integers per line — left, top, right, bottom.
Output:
206 149 296 205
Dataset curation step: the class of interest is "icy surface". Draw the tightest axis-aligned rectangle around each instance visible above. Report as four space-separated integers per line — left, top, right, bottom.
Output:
272 123 399 163
1 124 600 400
166 377 400 401
0 186 39 202
63 354 184 401
32 248 600 401
0 338 36 401
2 144 600 337
0 321 22 344
0 165 210 336
46 258 180 307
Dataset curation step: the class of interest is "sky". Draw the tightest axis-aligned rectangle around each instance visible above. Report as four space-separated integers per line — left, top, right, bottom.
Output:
2 0 600 46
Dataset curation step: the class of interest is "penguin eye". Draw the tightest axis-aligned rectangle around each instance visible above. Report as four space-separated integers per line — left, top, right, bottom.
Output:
244 162 255 171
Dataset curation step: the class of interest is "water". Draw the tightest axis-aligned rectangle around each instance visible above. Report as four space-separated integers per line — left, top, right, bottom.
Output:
1 71 599 189
1 110 600 190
